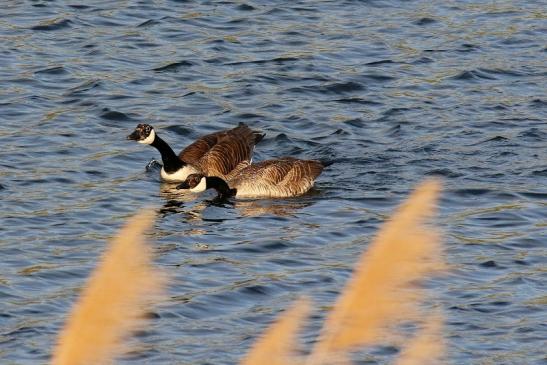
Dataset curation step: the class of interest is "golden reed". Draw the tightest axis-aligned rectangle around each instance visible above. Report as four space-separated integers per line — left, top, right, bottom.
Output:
241 298 311 365
50 179 444 364
394 313 444 365
242 179 445 365
52 210 165 365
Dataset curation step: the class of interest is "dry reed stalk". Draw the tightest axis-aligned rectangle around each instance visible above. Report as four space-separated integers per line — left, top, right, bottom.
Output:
51 210 165 365
241 298 310 365
309 179 443 363
393 313 445 365
242 179 444 365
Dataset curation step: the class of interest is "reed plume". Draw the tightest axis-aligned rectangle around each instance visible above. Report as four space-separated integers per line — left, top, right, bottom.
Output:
241 298 310 365
52 210 165 365
310 179 443 361
393 313 444 365
242 179 444 365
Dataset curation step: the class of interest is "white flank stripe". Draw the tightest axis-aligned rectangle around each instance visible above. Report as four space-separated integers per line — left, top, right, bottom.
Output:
160 165 198 182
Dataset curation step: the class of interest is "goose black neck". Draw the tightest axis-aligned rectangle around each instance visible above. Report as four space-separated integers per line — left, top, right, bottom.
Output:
207 177 237 199
151 135 184 173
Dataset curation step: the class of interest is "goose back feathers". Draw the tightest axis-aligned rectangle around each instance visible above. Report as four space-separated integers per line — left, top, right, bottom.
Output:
181 123 261 179
229 158 324 198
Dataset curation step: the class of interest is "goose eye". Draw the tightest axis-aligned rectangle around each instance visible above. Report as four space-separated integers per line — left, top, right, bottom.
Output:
191 176 201 188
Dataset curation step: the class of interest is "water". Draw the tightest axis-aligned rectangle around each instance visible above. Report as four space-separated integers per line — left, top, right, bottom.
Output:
0 1 545 364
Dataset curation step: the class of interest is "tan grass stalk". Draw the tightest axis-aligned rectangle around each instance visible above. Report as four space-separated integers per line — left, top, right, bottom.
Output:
241 298 310 365
52 210 165 365
241 180 444 365
393 313 444 365
307 179 443 364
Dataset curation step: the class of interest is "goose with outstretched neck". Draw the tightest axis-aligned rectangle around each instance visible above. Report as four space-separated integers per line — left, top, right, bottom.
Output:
127 123 264 182
177 157 328 199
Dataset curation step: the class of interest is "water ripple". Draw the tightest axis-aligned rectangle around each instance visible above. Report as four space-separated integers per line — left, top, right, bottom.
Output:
0 1 545 364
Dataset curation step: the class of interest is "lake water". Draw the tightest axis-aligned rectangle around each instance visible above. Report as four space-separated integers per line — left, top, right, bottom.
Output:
0 1 545 364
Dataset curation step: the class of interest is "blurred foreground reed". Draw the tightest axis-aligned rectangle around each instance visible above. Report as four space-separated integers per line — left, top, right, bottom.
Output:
51 179 444 364
52 210 166 365
242 179 445 365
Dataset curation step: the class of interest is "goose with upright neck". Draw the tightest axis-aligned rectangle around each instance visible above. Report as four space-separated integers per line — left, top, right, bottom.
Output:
176 157 328 199
127 123 264 182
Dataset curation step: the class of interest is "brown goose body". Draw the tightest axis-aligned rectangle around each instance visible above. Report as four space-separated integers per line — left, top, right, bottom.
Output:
228 158 324 198
128 123 264 182
178 158 326 199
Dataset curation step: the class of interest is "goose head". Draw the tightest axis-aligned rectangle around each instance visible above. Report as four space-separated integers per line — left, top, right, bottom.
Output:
177 174 237 198
176 174 207 193
127 123 156 144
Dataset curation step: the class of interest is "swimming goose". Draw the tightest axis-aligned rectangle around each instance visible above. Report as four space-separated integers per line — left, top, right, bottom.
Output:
176 157 326 199
127 123 264 182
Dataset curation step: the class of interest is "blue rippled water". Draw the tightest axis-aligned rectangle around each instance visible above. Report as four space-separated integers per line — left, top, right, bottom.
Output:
0 1 545 364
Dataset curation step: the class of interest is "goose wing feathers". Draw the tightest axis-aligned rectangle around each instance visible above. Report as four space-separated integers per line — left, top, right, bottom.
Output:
230 158 324 198
178 123 263 178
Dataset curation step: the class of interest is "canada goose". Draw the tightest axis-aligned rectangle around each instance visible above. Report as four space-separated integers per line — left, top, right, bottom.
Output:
127 123 264 182
176 157 326 199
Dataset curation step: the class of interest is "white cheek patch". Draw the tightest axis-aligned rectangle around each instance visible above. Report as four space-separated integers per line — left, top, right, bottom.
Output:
190 177 207 193
138 129 155 145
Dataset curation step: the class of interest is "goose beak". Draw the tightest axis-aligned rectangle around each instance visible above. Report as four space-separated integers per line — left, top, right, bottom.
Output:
127 130 140 141
176 181 190 189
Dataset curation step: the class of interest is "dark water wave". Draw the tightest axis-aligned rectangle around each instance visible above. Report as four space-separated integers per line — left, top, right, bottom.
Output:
0 1 545 364
152 61 194 72
31 19 72 31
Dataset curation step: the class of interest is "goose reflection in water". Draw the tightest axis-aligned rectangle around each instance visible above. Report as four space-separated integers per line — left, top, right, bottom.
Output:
157 182 198 216
234 198 314 218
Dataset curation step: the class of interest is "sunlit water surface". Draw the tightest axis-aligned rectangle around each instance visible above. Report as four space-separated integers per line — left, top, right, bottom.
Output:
0 1 545 364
